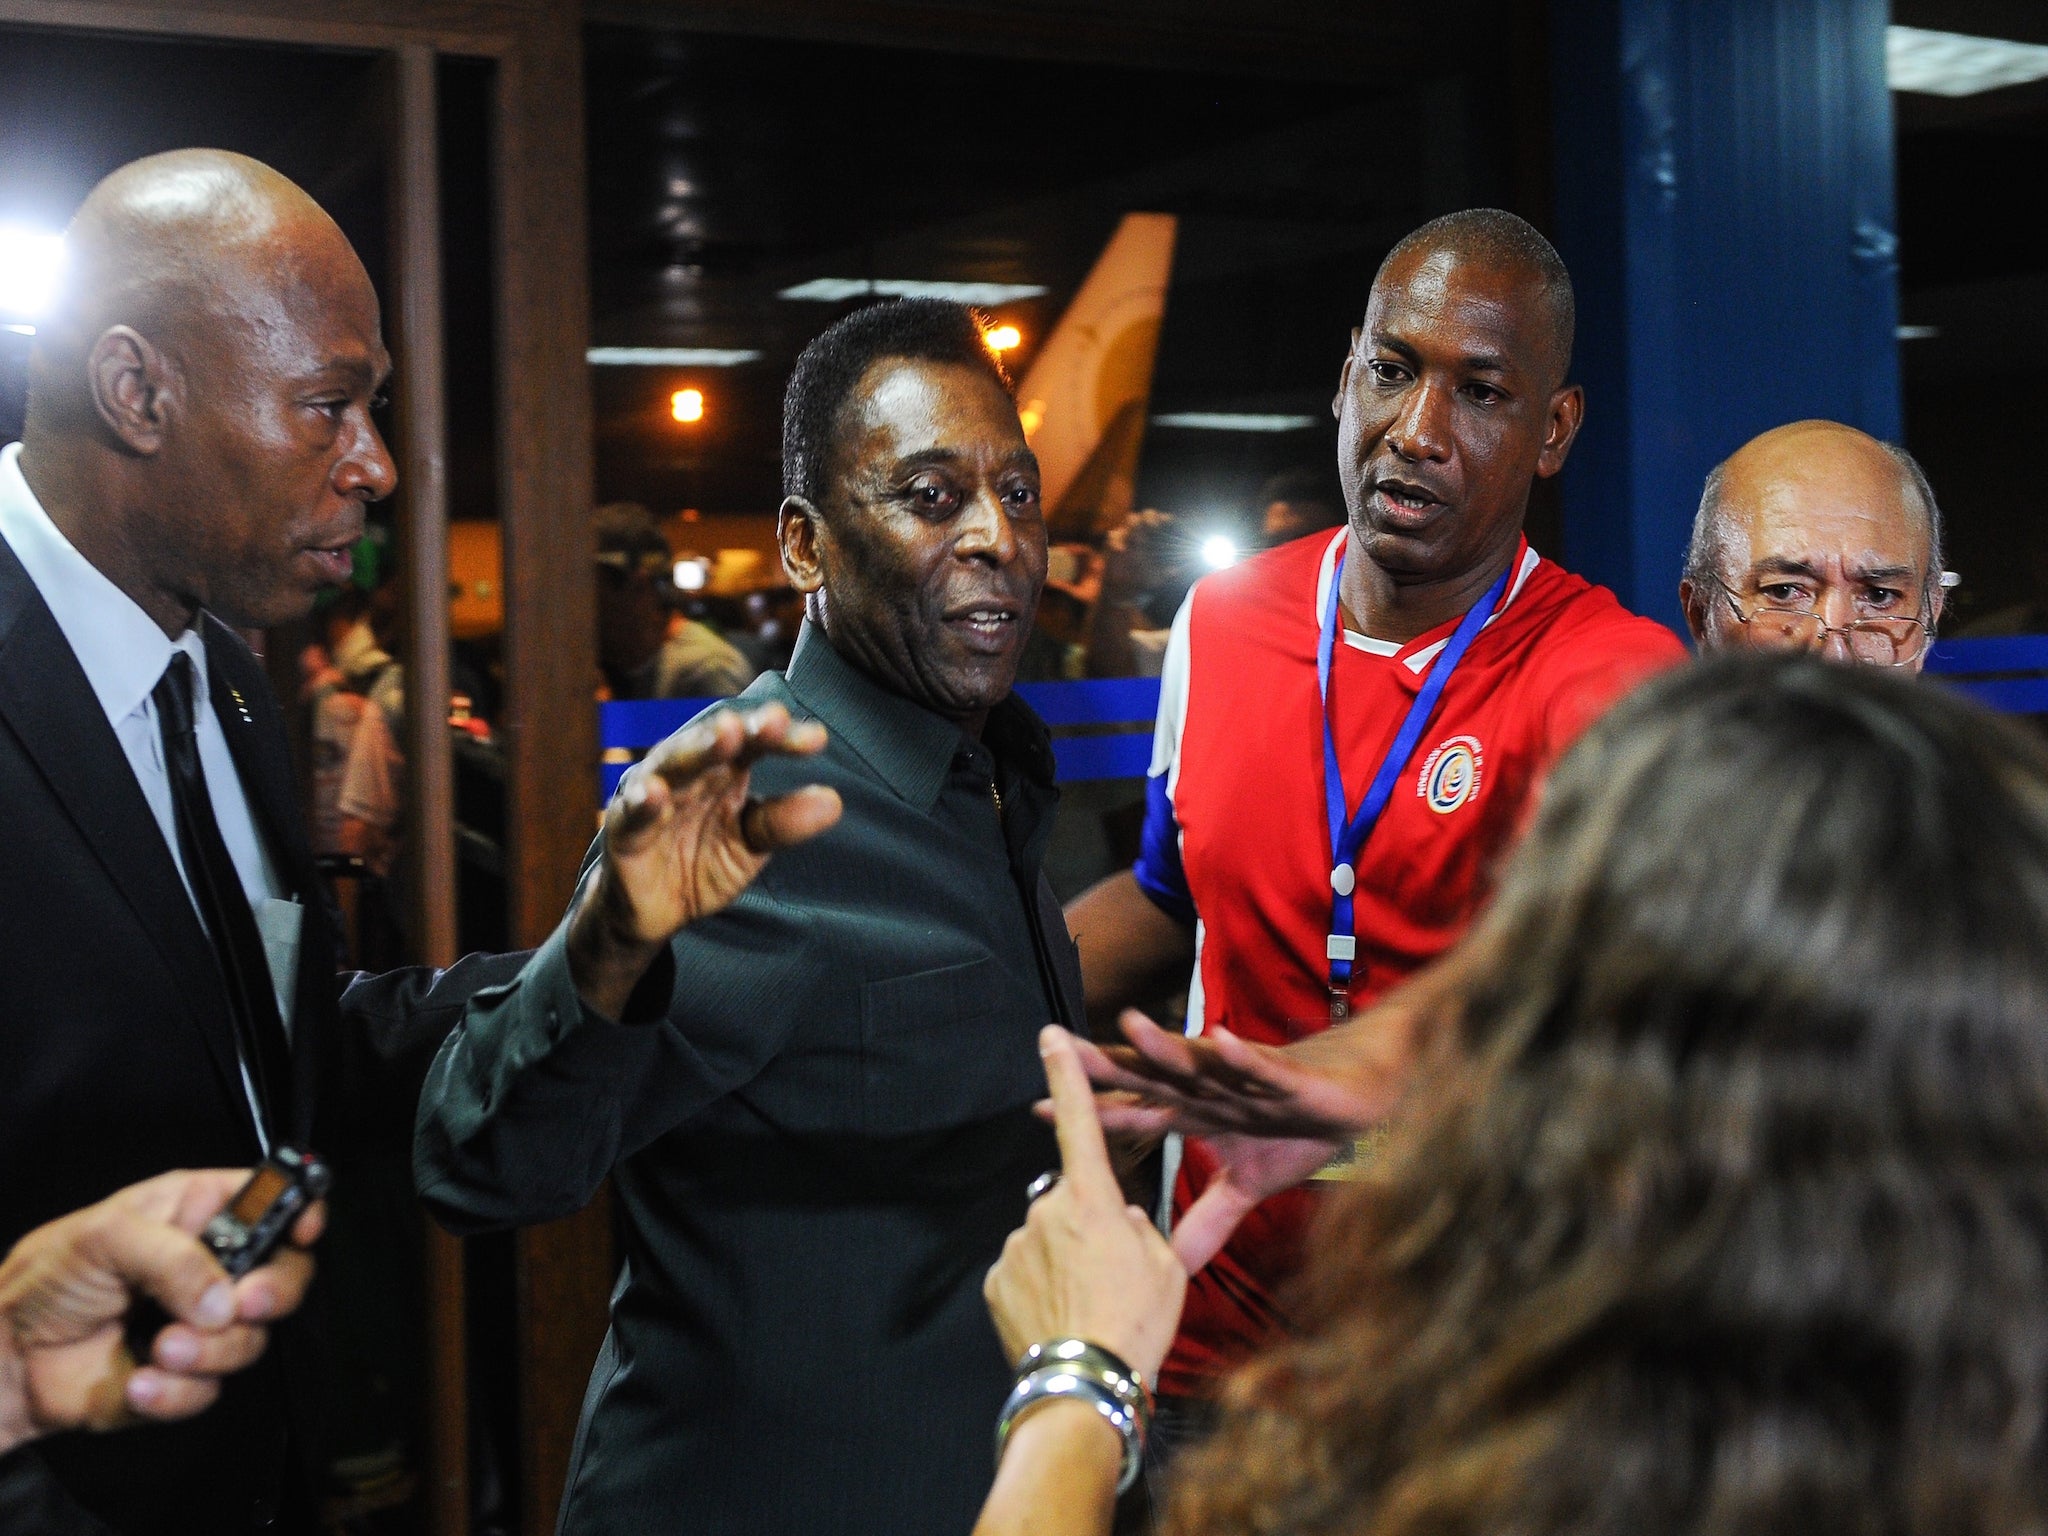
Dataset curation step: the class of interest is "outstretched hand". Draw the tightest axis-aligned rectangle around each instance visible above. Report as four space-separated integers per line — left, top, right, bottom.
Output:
1074 1009 1395 1142
0 1169 324 1452
1040 958 1466 1271
569 702 842 1016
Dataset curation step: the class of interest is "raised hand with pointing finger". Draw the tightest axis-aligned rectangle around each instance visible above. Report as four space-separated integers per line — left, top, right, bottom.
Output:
985 1026 1187 1377
976 1027 1187 1536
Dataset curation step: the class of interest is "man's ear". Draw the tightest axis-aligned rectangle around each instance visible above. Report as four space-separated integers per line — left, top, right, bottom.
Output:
1331 325 1361 419
1677 576 1711 649
777 496 825 594
88 326 176 455
1535 384 1585 479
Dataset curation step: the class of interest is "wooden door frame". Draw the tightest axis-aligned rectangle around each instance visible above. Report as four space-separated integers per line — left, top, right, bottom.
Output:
0 5 601 1532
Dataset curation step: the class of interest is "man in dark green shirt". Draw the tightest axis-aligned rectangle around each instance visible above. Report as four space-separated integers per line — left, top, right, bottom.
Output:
415 299 1081 1535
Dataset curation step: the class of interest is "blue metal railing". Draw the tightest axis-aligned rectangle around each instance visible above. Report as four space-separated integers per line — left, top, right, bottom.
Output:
1925 635 2048 715
599 678 1163 799
597 638 2048 800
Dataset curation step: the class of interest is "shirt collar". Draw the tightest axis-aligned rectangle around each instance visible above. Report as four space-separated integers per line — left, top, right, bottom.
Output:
1312 528 1539 673
781 619 1052 809
0 441 201 727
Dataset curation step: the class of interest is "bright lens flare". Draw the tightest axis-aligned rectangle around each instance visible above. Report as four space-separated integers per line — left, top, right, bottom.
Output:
1200 535 1239 570
983 324 1022 352
0 225 64 320
670 387 705 423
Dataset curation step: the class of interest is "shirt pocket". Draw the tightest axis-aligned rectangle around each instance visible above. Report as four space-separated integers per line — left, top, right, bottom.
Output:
860 955 1042 1135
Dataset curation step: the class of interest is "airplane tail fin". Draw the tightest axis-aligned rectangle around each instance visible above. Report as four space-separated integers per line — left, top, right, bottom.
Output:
1014 212 1177 539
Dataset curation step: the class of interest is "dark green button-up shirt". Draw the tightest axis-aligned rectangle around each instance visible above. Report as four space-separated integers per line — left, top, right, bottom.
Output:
417 623 1081 1536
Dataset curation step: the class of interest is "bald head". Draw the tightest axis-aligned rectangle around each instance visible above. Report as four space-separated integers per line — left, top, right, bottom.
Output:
28 150 362 433
1376 209 1575 389
16 149 393 637
1682 421 1944 669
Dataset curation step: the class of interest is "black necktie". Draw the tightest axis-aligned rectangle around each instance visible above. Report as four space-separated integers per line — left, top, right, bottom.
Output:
154 651 290 1140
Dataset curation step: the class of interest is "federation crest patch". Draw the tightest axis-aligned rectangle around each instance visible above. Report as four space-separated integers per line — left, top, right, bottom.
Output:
1417 735 1483 814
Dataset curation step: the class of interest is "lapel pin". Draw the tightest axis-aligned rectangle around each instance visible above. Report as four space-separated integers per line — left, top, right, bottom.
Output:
228 686 254 725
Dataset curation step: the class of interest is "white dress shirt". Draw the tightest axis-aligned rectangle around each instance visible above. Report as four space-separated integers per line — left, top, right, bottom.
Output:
0 440 295 1140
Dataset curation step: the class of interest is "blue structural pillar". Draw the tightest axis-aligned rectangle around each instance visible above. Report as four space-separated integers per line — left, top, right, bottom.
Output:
1549 0 1900 633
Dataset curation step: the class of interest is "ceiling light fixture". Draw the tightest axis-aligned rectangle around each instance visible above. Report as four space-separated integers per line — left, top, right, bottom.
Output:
1151 412 1320 433
587 346 761 366
1886 25 2048 96
983 324 1022 352
778 278 1049 305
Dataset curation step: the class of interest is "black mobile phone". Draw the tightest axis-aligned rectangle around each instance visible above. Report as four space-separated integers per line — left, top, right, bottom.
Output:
198 1145 332 1278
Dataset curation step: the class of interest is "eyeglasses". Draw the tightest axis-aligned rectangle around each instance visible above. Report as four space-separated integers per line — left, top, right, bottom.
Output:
1712 575 1929 667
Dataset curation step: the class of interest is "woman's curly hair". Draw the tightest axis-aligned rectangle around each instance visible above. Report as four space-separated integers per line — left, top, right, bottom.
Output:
1169 653 2048 1536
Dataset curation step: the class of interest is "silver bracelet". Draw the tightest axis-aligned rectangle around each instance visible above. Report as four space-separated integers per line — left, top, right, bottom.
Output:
993 1339 1153 1496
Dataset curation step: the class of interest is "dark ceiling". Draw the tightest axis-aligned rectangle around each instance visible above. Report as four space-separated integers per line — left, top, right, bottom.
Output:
9 4 2035 619
0 28 384 248
582 17 1528 533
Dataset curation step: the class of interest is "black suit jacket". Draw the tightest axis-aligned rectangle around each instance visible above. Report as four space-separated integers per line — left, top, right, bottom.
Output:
0 532 519 1533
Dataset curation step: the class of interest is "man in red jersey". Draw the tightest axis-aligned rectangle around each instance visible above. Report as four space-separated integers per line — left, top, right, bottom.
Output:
1063 208 1684 1453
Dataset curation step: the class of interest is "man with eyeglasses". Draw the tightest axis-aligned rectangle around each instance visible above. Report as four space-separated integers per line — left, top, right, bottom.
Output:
1678 419 1945 670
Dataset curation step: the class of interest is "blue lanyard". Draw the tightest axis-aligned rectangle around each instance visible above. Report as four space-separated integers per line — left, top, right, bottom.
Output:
1316 548 1514 1011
